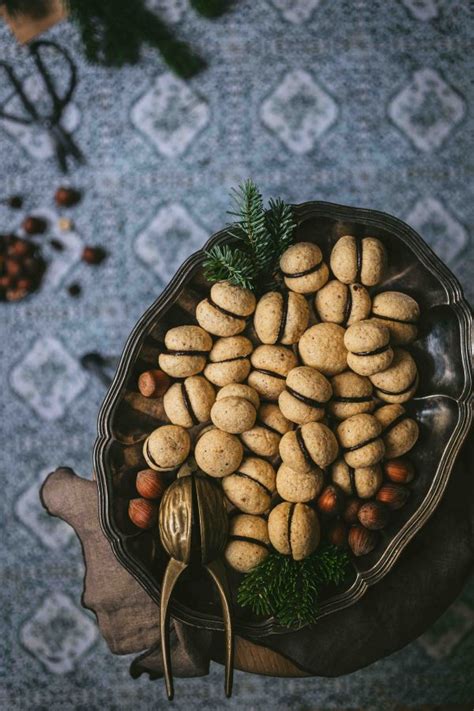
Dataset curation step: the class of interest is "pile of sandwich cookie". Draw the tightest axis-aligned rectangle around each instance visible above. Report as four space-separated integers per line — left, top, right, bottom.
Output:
134 233 421 573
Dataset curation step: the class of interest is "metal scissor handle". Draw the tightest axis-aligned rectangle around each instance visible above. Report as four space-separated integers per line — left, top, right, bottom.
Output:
160 556 234 700
0 40 83 172
30 40 78 121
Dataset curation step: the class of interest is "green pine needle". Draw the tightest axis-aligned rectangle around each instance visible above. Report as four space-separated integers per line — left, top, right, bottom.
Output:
228 180 272 272
204 180 296 293
266 197 296 258
190 0 228 18
237 544 350 629
203 245 255 290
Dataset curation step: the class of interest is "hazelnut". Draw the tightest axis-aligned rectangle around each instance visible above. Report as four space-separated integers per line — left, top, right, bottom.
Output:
343 497 362 525
136 469 168 500
17 277 32 290
23 216 47 234
138 369 171 398
7 195 23 209
128 498 158 529
317 485 344 517
8 239 30 257
348 525 379 557
82 246 107 264
327 519 347 547
55 186 81 207
67 283 82 297
376 483 410 510
384 458 415 484
358 501 389 530
5 259 22 277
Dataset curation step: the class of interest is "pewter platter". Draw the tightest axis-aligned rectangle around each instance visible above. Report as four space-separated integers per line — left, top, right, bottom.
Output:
94 201 473 636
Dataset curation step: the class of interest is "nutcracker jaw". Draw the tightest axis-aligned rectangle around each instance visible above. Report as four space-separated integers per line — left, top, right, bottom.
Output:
160 556 234 700
158 473 234 700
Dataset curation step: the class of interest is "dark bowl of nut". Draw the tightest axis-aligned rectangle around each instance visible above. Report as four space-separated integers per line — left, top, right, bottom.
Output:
94 190 472 636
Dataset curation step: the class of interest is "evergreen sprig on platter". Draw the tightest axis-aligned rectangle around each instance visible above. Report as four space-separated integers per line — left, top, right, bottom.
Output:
203 180 296 293
4 0 227 75
237 544 350 629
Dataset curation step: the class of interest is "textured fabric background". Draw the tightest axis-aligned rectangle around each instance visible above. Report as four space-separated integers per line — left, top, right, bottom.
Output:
0 1 473 708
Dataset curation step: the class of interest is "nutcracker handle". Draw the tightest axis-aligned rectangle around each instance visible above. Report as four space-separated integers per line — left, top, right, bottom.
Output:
205 558 234 698
160 557 188 701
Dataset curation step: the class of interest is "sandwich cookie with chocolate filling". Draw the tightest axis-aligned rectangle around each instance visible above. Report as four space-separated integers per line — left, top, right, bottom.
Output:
158 325 212 378
210 383 259 434
330 234 386 286
224 514 270 573
279 421 339 473
329 371 374 420
298 323 348 376
369 348 419 403
279 242 329 294
276 462 324 503
253 290 309 345
374 403 419 458
240 403 293 458
143 425 191 471
344 320 393 376
278 366 332 425
331 458 382 499
248 344 298 400
194 427 243 477
204 335 253 387
371 291 420 345
315 280 371 326
268 502 320 561
196 281 256 337
222 457 276 515
336 413 385 468
163 376 215 427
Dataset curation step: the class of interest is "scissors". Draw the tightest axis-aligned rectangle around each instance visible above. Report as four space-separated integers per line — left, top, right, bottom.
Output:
0 40 84 172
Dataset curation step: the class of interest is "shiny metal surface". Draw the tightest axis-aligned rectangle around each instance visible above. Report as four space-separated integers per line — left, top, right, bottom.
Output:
94 202 473 637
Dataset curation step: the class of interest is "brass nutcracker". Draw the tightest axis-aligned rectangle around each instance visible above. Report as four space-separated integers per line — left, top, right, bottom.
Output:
159 472 233 700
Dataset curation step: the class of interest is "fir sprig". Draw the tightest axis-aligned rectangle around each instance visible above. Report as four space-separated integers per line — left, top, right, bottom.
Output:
204 180 296 294
237 544 350 629
201 244 255 290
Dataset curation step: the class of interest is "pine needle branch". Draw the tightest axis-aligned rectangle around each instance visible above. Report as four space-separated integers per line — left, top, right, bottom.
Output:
205 180 296 293
203 245 255 290
237 544 350 629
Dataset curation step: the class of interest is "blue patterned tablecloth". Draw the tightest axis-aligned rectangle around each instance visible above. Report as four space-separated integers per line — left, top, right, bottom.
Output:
0 1 473 708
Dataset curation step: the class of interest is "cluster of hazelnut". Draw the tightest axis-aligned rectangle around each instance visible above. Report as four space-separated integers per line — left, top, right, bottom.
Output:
0 186 106 302
128 233 421 574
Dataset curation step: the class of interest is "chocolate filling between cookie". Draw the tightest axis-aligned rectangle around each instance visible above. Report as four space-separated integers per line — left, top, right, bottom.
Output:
229 534 270 551
296 428 314 468
231 471 273 497
276 292 289 343
287 502 296 556
286 386 326 409
164 349 209 357
342 285 353 326
281 259 324 279
352 344 391 357
354 235 363 283
207 296 244 320
343 434 381 453
255 419 283 436
375 374 418 396
348 466 356 496
332 394 373 403
215 354 249 363
382 412 410 434
253 368 286 380
181 382 199 425
372 312 418 326
145 439 164 470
